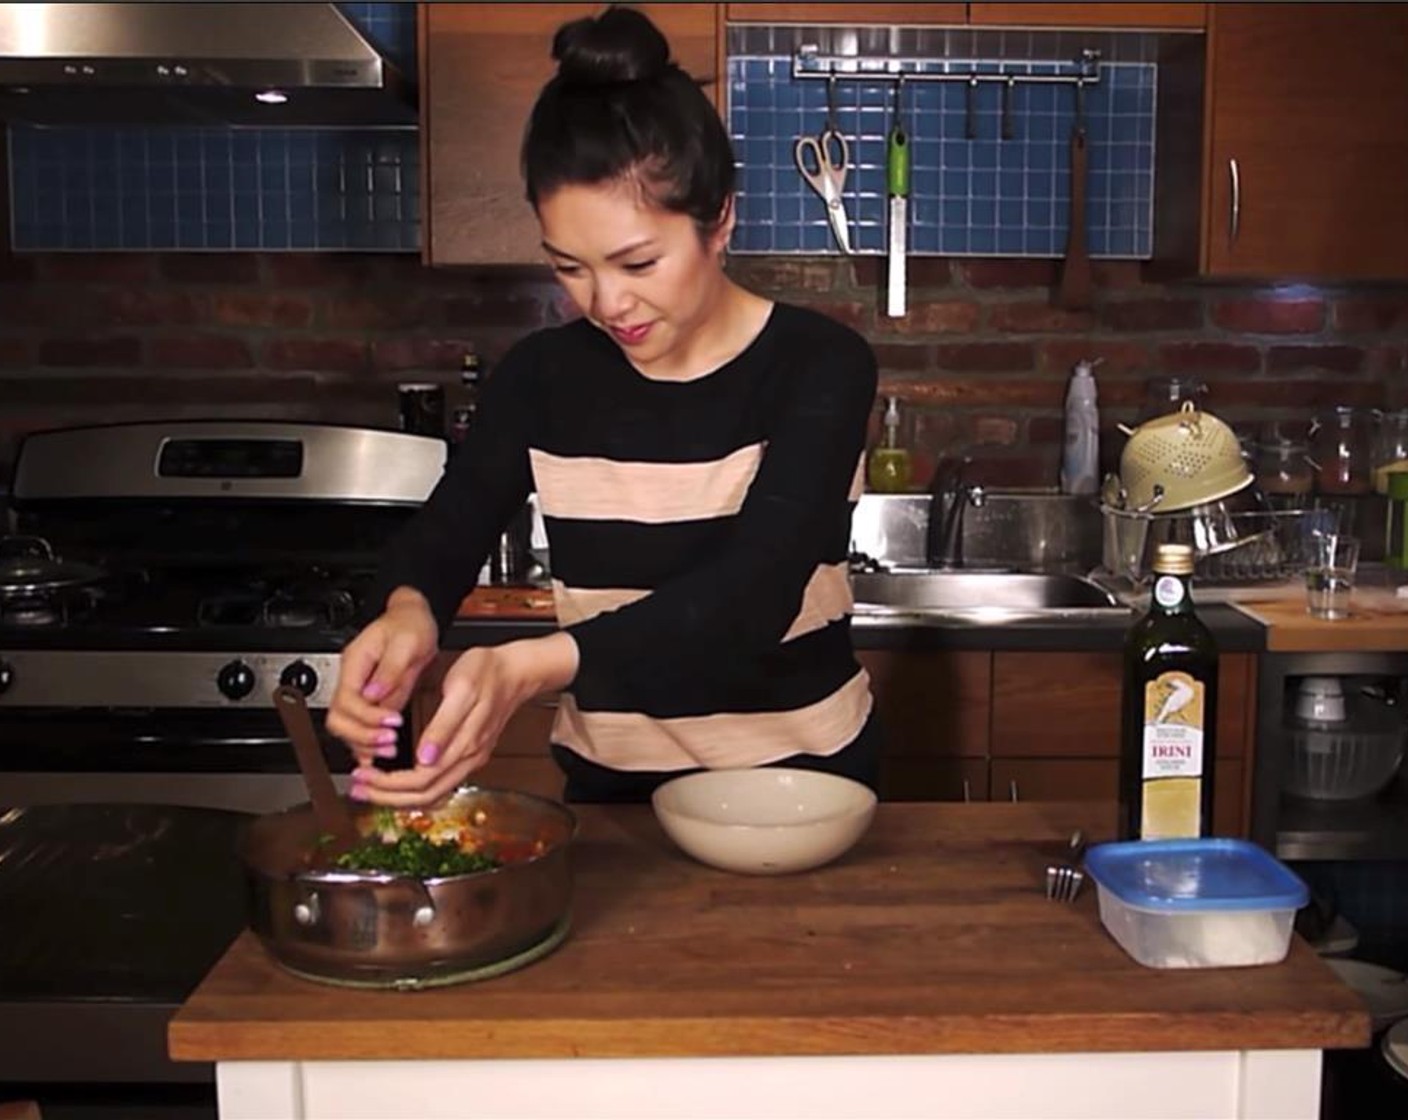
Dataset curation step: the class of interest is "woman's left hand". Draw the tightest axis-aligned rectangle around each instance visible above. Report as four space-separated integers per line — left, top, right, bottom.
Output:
348 630 579 807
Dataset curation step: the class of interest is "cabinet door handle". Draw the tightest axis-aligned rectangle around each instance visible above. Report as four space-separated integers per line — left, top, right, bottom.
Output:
1228 157 1241 244
1009 779 1020 803
962 779 971 803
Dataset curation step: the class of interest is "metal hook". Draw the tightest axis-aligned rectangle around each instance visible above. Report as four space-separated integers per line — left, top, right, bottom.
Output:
965 74 979 140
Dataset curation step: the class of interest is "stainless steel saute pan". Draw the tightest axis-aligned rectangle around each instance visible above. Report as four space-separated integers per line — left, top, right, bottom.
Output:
240 786 577 990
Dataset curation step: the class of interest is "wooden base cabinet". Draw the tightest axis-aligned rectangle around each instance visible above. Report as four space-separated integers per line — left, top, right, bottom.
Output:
990 651 1255 835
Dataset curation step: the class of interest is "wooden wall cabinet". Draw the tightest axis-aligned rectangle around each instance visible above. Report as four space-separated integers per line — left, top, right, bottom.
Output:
419 3 721 266
968 4 1205 29
727 4 1204 28
1200 3 1408 280
725 4 965 24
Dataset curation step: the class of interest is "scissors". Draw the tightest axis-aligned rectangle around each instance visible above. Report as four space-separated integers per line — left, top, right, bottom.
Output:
793 74 853 254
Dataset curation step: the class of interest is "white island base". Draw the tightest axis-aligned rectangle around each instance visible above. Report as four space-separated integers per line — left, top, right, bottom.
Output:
217 1048 1322 1120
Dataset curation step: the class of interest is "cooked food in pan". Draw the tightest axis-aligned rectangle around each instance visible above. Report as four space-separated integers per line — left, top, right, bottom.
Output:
329 805 550 877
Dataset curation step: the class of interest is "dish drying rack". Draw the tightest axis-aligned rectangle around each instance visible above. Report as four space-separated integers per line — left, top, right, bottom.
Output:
1099 505 1335 587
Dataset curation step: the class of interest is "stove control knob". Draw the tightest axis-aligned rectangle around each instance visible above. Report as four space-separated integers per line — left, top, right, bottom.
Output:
279 660 319 698
0 659 12 695
216 660 257 701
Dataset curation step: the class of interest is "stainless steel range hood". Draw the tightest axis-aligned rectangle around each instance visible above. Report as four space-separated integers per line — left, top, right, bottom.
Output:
0 3 416 127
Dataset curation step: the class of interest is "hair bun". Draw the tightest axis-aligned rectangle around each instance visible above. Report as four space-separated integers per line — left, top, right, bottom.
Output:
551 5 671 86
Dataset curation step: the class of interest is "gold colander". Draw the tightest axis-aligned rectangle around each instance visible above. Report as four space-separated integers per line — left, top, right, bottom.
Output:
1119 402 1252 512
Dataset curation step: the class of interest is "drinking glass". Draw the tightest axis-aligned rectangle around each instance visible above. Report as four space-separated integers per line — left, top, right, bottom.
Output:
1304 533 1361 620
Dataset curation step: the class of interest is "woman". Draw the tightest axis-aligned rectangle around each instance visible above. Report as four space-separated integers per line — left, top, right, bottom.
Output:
327 6 881 806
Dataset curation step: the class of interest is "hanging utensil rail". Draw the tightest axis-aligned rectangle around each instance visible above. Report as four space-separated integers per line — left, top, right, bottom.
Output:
792 47 1101 91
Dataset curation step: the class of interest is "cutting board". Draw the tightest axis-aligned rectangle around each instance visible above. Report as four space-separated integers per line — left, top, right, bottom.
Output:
456 585 556 619
1230 585 1408 651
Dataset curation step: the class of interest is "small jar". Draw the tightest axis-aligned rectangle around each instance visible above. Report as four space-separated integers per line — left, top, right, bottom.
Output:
1310 406 1373 495
1254 437 1314 498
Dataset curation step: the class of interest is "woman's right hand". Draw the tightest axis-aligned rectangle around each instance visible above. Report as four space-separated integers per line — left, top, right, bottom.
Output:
327 587 439 765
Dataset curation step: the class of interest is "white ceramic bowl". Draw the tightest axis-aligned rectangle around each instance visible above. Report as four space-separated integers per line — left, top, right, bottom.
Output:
651 768 877 876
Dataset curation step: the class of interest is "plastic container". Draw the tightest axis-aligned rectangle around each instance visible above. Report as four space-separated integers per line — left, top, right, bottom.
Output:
1060 359 1100 495
1083 838 1308 969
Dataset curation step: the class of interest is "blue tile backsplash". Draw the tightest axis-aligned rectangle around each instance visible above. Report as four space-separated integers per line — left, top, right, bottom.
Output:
729 54 1156 258
7 3 420 252
6 11 1160 259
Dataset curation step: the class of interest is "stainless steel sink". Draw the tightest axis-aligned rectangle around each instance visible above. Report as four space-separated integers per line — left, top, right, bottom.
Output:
850 570 1125 620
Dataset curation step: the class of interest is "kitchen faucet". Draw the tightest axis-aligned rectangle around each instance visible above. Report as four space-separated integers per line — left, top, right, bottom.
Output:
927 458 986 569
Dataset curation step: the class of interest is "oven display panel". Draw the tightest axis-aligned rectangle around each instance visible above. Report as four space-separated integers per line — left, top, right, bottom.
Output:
158 439 303 479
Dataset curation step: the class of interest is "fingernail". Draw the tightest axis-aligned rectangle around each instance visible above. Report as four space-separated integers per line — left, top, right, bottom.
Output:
351 767 376 783
375 729 398 746
417 741 440 766
379 713 403 729
348 784 368 801
374 745 398 759
361 681 388 701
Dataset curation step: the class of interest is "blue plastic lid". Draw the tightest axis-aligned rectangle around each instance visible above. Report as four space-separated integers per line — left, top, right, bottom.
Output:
1084 838 1309 913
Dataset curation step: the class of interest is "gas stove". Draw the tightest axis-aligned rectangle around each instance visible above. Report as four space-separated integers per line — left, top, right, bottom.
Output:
0 421 444 713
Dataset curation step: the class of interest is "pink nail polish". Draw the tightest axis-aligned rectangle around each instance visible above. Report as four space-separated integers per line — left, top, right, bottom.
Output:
362 681 388 701
380 713 403 729
375 729 397 746
374 745 398 759
417 741 440 766
348 784 368 801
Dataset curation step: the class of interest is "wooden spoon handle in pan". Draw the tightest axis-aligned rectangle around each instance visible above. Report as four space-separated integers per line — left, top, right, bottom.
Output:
1056 126 1093 311
273 685 359 855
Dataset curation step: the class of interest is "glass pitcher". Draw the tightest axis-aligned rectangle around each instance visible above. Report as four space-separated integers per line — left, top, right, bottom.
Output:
1373 408 1408 494
1310 406 1373 495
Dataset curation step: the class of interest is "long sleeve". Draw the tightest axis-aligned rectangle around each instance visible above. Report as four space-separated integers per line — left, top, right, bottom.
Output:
366 336 538 632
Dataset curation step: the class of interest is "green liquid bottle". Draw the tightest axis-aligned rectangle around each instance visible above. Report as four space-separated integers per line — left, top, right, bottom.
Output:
1118 543 1219 841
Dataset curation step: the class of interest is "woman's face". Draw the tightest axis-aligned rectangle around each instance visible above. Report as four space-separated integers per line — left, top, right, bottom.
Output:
537 178 733 376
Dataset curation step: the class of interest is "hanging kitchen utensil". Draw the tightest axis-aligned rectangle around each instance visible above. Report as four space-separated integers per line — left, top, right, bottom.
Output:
964 75 978 140
1055 76 1093 311
884 77 910 319
1000 77 1015 140
273 684 359 859
794 71 853 254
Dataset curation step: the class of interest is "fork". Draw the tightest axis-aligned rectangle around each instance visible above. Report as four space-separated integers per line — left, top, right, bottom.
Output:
1044 830 1087 903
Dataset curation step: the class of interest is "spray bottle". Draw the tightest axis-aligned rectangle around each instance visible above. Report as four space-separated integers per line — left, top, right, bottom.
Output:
1060 358 1101 495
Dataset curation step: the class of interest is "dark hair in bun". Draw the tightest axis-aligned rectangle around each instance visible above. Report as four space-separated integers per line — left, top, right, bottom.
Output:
522 5 735 232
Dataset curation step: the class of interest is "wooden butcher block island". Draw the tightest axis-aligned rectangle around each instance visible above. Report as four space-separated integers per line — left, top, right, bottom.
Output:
171 803 1368 1120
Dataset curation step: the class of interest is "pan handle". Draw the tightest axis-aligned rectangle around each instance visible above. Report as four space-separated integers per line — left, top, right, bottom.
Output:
1228 158 1241 244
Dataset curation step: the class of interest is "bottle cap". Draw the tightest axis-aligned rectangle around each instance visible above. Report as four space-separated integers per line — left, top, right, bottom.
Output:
1152 543 1195 575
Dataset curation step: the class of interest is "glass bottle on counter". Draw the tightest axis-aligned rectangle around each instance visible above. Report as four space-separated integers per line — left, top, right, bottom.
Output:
1119 543 1219 841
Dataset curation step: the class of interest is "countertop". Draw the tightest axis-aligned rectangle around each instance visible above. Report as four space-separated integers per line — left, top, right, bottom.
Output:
448 589 1265 653
169 802 1366 1065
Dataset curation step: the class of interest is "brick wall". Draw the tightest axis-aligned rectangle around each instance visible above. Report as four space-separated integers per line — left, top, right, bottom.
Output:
1 249 1406 489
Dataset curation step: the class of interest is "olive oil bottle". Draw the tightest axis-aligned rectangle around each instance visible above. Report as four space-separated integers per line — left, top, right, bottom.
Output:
1119 543 1219 840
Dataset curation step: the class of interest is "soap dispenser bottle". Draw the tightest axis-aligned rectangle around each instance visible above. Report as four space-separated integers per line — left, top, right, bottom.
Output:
1060 359 1101 495
868 396 913 493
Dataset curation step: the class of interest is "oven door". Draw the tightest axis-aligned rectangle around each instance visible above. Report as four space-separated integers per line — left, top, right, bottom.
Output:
0 704 386 814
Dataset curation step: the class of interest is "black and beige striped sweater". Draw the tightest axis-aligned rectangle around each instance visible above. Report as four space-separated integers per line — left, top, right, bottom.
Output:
375 301 878 773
